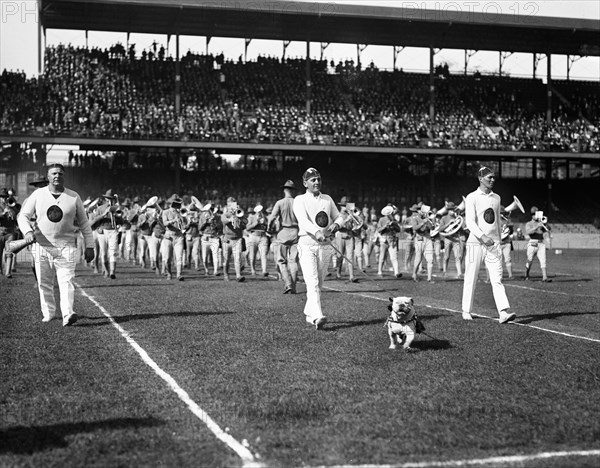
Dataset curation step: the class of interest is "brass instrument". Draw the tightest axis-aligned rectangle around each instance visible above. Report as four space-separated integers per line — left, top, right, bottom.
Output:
141 196 159 212
344 202 363 228
190 195 203 211
505 196 525 215
534 210 549 232
440 215 465 237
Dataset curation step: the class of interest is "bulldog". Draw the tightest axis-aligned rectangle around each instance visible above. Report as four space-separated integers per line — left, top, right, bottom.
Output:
386 296 423 350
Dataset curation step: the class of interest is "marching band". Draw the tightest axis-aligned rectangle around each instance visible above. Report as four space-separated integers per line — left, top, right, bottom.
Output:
0 181 555 286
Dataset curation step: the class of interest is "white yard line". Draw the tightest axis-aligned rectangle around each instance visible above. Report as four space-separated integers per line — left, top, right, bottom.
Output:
76 284 265 468
324 286 600 343
310 449 600 467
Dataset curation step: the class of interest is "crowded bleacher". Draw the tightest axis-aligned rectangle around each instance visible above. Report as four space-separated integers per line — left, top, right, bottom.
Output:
1 44 598 152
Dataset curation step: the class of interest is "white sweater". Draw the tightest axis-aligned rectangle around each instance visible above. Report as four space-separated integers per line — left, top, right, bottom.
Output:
18 186 94 249
464 187 502 243
293 191 342 244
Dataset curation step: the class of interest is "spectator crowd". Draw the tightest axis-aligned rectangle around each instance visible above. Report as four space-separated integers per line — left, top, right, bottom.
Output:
0 44 598 152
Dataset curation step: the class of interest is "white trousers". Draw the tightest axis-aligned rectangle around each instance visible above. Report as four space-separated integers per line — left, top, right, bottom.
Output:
526 242 547 268
97 229 119 267
32 243 77 320
462 241 510 314
298 242 334 323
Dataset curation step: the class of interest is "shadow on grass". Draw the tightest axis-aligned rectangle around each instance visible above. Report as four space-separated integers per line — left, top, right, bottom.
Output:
517 310 599 325
325 318 387 331
0 416 162 454
80 282 175 289
412 336 453 351
76 310 235 327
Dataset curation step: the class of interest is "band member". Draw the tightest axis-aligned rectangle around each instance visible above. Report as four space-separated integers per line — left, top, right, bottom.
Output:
440 202 464 278
410 204 435 282
184 204 201 271
268 180 299 294
17 164 94 325
246 204 270 277
161 195 187 281
524 206 552 282
377 204 402 278
402 204 419 273
363 214 379 270
221 197 247 282
461 166 514 324
431 209 443 272
0 188 20 278
147 203 165 275
334 196 365 282
293 168 345 329
89 189 123 279
199 202 222 276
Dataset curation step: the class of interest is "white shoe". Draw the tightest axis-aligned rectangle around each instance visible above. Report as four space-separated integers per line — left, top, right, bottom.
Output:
462 312 473 321
499 310 516 324
42 316 53 322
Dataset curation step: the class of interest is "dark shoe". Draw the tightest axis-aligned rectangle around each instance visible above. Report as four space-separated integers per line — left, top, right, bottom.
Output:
314 317 327 330
542 278 552 283
349 278 359 283
63 313 79 327
236 276 245 282
263 272 269 277
283 287 292 294
110 273 116 280
178 276 184 281
395 273 403 279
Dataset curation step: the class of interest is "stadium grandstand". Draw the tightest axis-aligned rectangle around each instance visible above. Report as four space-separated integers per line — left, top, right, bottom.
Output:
1 0 599 227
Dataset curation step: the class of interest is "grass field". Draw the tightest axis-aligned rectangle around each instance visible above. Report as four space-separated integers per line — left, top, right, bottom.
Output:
1 248 599 468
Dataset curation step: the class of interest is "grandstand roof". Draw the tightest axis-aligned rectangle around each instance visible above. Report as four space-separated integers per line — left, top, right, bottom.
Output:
40 0 600 57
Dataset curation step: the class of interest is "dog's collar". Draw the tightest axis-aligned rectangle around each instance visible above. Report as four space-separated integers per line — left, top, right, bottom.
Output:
387 309 416 325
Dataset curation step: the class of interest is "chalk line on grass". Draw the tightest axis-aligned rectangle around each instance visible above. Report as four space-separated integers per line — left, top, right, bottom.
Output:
324 286 600 343
309 449 600 467
76 284 265 468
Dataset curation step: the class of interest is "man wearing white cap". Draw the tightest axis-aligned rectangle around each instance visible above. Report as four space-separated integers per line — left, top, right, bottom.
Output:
461 166 514 324
293 168 345 329
246 203 270 277
524 206 552 282
377 204 402 278
161 195 186 281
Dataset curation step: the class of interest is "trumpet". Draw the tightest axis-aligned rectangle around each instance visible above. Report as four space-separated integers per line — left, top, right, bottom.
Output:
534 211 549 231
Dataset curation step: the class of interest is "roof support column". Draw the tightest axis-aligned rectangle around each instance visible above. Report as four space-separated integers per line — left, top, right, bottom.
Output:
429 47 435 121
38 19 45 75
175 34 181 116
393 46 405 71
545 158 553 213
306 41 312 115
429 155 435 206
464 49 477 75
546 53 552 125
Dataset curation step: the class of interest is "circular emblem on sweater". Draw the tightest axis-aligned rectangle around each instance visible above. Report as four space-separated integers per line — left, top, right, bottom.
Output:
47 205 63 223
315 211 329 228
483 207 495 224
